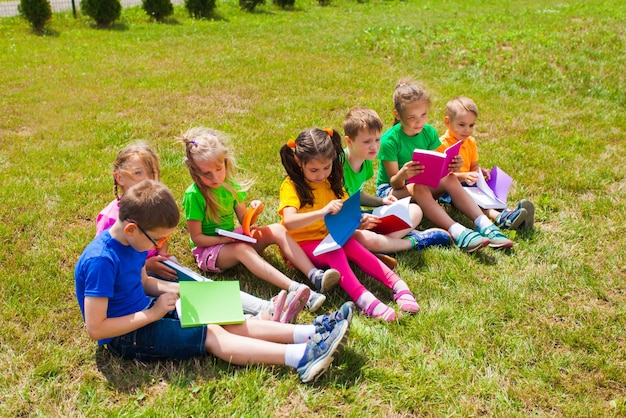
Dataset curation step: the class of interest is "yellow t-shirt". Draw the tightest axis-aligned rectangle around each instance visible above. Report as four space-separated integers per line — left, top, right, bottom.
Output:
438 130 479 173
278 177 347 243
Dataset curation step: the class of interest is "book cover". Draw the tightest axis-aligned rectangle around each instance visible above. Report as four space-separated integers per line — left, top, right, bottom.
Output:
176 280 245 327
371 196 413 235
160 259 210 282
407 140 463 188
462 166 512 210
313 191 362 256
241 203 264 237
215 228 257 243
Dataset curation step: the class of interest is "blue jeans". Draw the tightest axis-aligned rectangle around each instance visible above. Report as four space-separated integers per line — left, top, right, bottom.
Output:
106 309 207 361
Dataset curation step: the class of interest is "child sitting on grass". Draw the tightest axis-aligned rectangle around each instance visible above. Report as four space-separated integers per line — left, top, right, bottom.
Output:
438 96 535 230
75 180 353 383
342 106 451 263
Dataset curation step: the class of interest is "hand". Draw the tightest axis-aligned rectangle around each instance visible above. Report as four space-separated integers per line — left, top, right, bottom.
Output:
382 195 397 205
152 292 178 318
145 255 178 281
480 167 491 181
448 155 463 172
359 213 380 230
323 199 343 215
250 200 263 209
462 171 479 186
400 160 423 181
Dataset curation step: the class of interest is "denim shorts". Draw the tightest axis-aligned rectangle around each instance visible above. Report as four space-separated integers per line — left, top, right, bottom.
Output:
375 183 393 199
106 309 207 361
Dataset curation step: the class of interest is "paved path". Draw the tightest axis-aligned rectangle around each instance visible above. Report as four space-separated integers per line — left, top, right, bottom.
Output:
0 0 183 17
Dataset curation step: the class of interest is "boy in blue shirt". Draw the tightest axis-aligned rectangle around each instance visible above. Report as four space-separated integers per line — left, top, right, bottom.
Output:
75 180 352 383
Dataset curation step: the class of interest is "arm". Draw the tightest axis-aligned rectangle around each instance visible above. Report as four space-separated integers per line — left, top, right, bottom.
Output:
142 266 179 296
382 160 423 190
83 293 177 341
187 219 235 247
281 200 343 230
144 242 178 280
360 191 385 207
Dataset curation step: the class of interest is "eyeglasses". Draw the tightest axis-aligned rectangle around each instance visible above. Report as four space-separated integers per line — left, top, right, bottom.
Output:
125 218 172 248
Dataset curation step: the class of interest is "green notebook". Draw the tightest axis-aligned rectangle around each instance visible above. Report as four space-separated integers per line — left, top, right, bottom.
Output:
176 281 245 328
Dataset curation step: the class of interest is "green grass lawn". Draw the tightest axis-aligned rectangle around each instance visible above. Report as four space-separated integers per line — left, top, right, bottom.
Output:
1 0 625 415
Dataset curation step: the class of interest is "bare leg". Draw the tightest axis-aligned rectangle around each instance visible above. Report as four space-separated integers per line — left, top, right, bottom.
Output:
253 223 317 276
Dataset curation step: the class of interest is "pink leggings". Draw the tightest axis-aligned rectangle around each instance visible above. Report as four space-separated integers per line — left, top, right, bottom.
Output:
299 237 400 302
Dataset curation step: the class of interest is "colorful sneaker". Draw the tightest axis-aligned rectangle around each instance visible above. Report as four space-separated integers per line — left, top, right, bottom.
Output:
477 224 513 249
404 228 452 250
495 207 527 230
311 269 341 293
297 319 349 383
269 290 287 322
375 253 397 270
306 289 326 313
517 199 535 229
454 228 490 253
313 301 355 333
280 287 310 324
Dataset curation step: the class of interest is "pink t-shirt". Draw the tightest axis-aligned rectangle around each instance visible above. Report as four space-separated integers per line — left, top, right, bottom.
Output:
96 198 157 258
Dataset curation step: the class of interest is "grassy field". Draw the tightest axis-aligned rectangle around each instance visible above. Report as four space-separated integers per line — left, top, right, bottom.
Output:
1 0 625 416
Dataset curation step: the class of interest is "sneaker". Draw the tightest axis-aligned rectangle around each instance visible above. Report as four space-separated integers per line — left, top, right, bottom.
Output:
477 224 513 249
517 199 535 229
495 207 527 230
306 290 326 313
297 319 349 383
313 301 355 333
375 253 397 270
311 269 341 293
404 228 452 250
280 287 310 324
454 228 490 253
268 290 287 322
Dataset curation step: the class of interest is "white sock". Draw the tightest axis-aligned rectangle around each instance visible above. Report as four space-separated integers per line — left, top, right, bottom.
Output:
289 282 302 292
448 223 466 240
474 214 492 230
293 324 316 343
285 343 308 368
307 268 320 280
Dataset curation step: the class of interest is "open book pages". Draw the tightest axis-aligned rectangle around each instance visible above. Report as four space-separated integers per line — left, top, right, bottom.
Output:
371 196 413 234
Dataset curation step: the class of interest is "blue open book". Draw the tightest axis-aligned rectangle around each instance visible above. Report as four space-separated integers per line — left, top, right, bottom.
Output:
313 190 362 256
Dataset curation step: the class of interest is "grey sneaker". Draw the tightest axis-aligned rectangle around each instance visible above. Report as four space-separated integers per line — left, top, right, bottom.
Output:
297 319 349 383
517 199 535 229
311 269 340 293
306 290 326 312
313 301 355 334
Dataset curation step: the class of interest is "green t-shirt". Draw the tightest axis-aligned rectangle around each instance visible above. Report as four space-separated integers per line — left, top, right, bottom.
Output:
376 123 441 186
182 181 247 245
342 149 374 196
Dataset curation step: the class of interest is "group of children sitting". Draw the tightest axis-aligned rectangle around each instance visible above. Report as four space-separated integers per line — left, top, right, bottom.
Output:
75 78 534 382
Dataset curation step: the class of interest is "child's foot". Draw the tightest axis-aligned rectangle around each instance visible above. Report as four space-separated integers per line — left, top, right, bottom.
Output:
495 207 527 230
306 289 326 313
404 228 452 250
393 289 420 314
311 269 341 293
313 301 355 333
267 290 287 321
374 253 397 270
477 224 513 249
280 287 310 324
363 299 396 322
454 228 490 253
517 199 535 229
297 319 349 383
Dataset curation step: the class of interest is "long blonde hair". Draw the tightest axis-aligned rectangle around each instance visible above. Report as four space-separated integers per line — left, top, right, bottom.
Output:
180 127 252 222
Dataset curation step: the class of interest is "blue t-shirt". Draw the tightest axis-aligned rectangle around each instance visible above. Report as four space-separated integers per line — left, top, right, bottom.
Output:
74 230 152 345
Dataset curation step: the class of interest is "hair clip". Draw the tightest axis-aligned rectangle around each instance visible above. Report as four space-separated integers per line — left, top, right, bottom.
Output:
190 140 197 147
286 139 296 149
323 128 334 137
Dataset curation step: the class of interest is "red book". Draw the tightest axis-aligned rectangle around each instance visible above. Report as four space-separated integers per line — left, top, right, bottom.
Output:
371 197 412 235
407 140 463 188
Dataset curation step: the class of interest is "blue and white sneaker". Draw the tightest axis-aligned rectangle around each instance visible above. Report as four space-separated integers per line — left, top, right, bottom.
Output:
311 268 341 293
297 319 349 383
477 224 513 249
404 228 452 250
313 301 355 334
495 207 527 230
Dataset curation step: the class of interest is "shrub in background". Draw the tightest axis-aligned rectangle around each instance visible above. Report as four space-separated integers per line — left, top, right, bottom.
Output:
239 0 264 12
80 0 121 27
272 0 294 8
318 0 330 5
18 0 52 33
185 0 215 18
142 0 174 21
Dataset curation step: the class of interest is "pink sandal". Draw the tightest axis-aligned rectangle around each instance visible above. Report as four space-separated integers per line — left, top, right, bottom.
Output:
393 289 420 314
280 286 310 324
364 299 396 322
270 290 287 322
